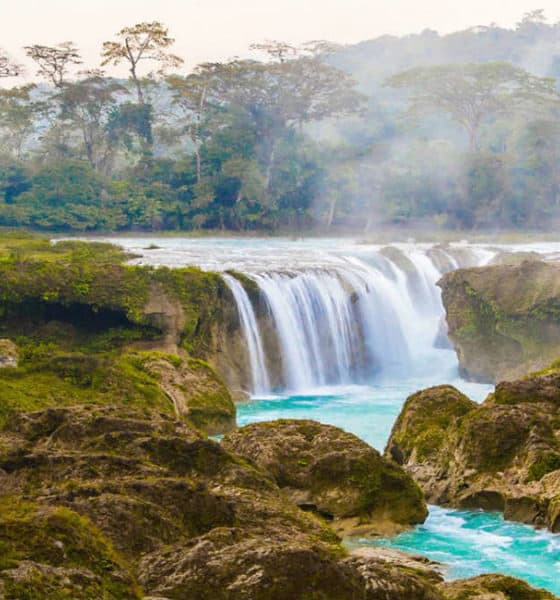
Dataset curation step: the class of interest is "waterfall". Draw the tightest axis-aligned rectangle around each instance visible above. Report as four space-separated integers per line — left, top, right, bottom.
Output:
221 245 487 395
253 271 362 390
222 274 270 394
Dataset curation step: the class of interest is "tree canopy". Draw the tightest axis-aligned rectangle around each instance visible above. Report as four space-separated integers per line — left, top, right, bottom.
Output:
387 62 559 151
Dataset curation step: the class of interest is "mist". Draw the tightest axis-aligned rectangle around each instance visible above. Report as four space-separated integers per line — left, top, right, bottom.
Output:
2 10 560 234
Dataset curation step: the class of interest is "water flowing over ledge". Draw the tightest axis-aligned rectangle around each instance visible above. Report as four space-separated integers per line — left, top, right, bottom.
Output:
222 245 492 394
105 237 507 393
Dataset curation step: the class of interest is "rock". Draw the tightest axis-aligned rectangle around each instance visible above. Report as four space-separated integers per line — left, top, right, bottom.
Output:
0 339 17 368
441 574 557 599
0 405 459 600
438 261 560 382
0 501 140 599
489 250 542 266
433 316 453 349
387 385 477 466
223 419 428 536
385 372 560 531
139 527 447 600
0 406 340 597
142 354 236 435
0 406 556 599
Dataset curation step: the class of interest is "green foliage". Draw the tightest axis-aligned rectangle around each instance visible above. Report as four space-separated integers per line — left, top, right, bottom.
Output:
527 453 560 481
3 26 560 231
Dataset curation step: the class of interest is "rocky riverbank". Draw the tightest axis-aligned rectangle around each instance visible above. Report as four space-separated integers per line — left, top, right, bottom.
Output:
0 233 557 599
385 364 560 533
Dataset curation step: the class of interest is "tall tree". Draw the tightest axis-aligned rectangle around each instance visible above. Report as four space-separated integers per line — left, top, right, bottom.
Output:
24 42 82 87
215 51 365 195
0 51 22 79
167 63 224 182
387 62 558 151
101 21 183 104
0 85 43 158
56 73 127 173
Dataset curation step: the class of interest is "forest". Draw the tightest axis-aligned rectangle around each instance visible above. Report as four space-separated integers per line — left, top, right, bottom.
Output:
2 11 560 233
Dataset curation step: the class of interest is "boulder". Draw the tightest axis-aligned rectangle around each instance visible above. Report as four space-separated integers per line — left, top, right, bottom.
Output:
223 419 428 536
0 405 557 599
385 372 560 531
0 405 450 600
439 261 560 382
441 574 557 599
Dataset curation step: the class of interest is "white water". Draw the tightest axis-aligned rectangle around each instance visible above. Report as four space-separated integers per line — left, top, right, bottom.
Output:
222 274 270 393
95 236 543 394
223 247 490 393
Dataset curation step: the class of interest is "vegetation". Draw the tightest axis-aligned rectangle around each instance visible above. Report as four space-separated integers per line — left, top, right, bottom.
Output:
3 13 560 232
0 233 235 433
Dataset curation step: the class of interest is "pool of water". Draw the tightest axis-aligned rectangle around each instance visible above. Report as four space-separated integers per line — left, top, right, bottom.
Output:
238 377 560 595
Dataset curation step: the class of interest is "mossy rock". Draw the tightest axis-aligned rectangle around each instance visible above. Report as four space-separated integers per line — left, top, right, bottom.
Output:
223 419 428 535
386 366 560 531
439 261 560 382
0 498 140 599
386 385 477 465
0 349 174 430
441 574 557 599
0 405 376 599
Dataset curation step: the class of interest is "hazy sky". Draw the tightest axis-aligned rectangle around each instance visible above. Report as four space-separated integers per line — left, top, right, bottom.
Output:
3 0 560 78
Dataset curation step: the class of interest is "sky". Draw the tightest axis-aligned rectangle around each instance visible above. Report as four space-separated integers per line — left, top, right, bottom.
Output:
3 0 560 80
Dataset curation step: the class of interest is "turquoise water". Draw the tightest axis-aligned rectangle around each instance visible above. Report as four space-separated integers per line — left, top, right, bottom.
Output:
238 375 560 595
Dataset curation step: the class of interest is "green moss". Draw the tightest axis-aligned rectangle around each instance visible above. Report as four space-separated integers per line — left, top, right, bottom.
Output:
0 350 175 429
0 234 228 360
225 269 260 300
388 385 476 463
183 358 235 432
457 406 529 472
527 453 560 482
352 456 427 524
443 574 557 600
0 497 140 599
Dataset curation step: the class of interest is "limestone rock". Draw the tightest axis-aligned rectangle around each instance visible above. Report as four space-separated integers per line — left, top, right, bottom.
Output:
439 261 560 382
223 419 428 536
142 354 236 434
0 405 449 600
385 373 560 531
441 574 557 599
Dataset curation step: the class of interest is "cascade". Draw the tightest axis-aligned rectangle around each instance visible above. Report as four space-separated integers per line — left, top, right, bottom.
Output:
225 246 486 394
222 274 270 394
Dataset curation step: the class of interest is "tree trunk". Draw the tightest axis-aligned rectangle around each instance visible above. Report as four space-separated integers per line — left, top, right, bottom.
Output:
326 196 337 231
264 139 276 193
195 146 201 183
467 125 478 153
131 65 144 105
